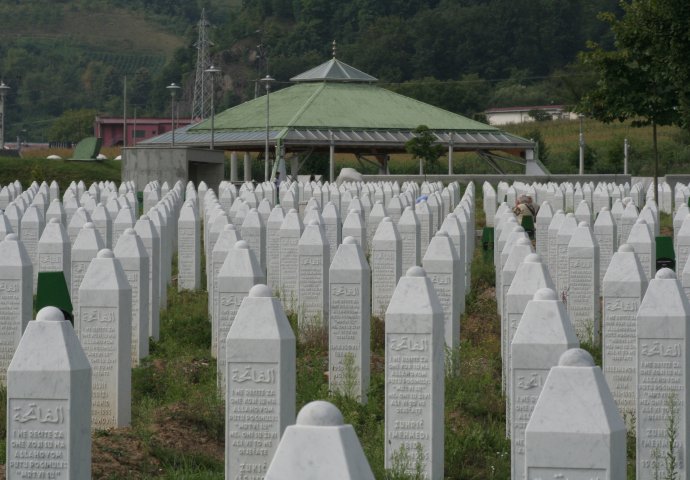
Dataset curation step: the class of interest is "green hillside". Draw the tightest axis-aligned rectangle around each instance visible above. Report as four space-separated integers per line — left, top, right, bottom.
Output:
0 1 188 140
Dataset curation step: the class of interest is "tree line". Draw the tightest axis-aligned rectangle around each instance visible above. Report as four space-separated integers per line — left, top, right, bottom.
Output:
0 0 634 143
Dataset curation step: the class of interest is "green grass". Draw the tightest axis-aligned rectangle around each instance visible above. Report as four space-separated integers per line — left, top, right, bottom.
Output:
504 118 690 175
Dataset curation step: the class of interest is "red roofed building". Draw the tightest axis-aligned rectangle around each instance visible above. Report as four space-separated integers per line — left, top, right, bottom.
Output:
94 116 195 147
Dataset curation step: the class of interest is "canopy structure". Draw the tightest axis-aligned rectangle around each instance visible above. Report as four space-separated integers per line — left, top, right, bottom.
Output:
140 57 536 177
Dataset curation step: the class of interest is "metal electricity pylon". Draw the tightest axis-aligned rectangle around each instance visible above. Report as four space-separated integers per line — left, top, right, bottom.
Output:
191 9 214 120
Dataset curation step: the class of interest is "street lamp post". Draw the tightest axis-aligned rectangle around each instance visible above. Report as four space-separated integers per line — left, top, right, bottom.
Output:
578 113 585 175
0 82 10 150
166 83 181 147
260 75 275 181
205 66 221 150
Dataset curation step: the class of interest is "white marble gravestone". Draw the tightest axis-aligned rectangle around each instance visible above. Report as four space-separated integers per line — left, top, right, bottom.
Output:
371 217 402 317
415 200 433 255
77 249 132 429
496 216 518 280
504 254 555 395
148 206 170 308
593 206 617 288
70 222 104 317
242 208 267 275
20 204 44 290
134 215 160 341
535 201 552 259
636 268 690 480
423 231 462 350
385 266 444 480
0 210 12 242
525 349 626 480
555 213 578 298
510 288 579 480
546 210 565 280
37 217 71 287
266 205 285 292
329 236 371 402
367 200 387 249
216 240 265 394
500 226 529 291
67 207 91 246
45 198 66 226
618 202 638 247
0 233 32 385
226 284 296 480
258 197 272 225
398 206 421 272
500 237 534 320
387 195 403 224
483 182 497 227
278 209 302 310
674 204 689 244
265 401 375 480
627 218 655 280
440 213 466 285
676 213 690 273
574 199 592 225
177 201 200 291
322 201 341 262
114 228 150 365
298 220 329 330
7 306 92 479
639 205 659 238
602 243 647 422
566 221 600 343
92 202 112 250
342 208 366 253
112 206 135 251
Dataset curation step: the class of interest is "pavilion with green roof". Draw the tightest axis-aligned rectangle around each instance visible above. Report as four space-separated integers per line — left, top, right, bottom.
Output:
140 56 536 178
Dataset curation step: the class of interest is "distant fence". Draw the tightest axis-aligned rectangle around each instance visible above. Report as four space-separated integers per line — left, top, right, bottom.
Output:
48 141 74 149
361 174 633 185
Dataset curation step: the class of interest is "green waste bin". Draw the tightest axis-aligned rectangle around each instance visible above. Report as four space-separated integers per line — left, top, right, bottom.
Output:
36 271 73 323
655 236 675 271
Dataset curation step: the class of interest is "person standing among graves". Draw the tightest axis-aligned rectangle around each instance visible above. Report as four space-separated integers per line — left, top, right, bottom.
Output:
513 194 538 223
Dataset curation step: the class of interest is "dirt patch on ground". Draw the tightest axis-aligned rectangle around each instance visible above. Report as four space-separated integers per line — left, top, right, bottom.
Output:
89 399 224 478
92 428 159 478
149 403 225 463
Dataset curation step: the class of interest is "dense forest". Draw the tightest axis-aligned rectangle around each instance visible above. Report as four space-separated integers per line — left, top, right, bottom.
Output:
0 0 621 142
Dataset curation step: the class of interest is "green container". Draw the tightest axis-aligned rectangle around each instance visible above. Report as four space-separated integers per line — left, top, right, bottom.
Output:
36 271 73 323
655 236 675 271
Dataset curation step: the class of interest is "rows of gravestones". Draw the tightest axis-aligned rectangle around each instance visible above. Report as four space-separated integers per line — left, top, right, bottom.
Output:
0 175 478 479
485 176 690 480
5 172 688 478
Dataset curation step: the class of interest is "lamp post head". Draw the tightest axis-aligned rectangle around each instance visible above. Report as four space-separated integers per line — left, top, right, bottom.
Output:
0 81 9 97
260 75 275 91
167 82 181 98
205 65 221 75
